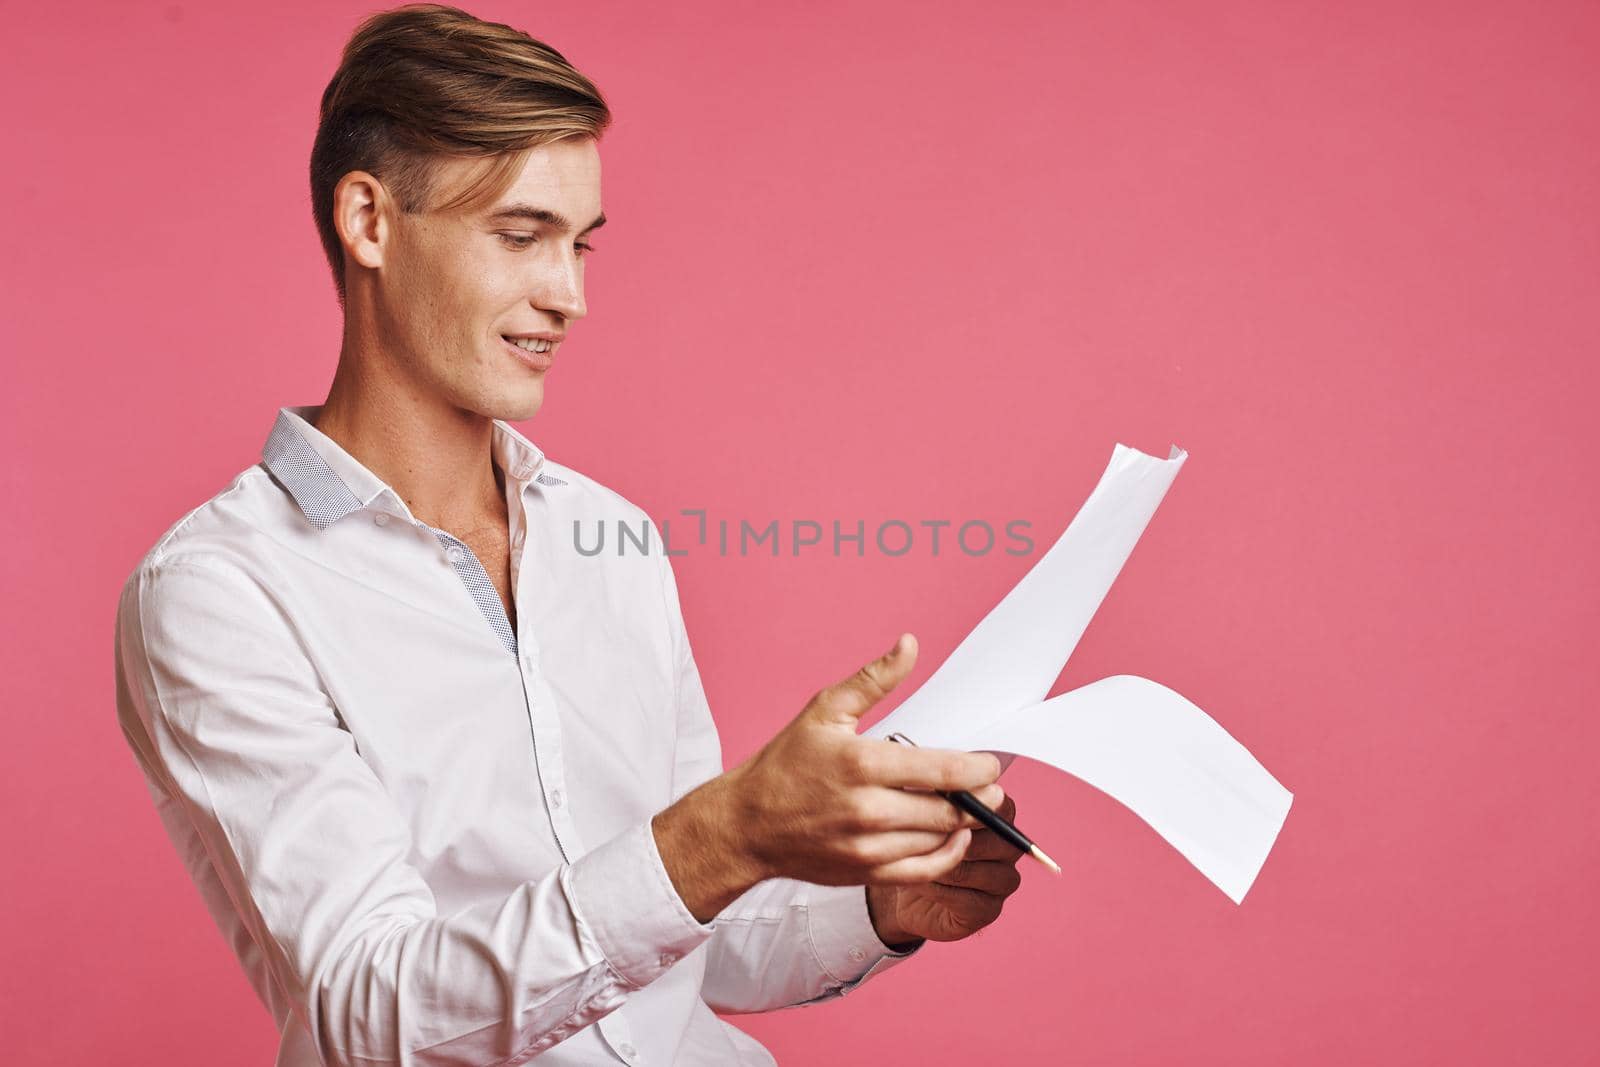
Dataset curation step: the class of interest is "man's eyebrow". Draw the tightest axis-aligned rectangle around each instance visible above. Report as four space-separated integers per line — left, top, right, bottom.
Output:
484 203 607 233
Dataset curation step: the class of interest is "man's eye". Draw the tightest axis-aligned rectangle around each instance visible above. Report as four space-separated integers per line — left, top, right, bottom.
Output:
497 233 597 256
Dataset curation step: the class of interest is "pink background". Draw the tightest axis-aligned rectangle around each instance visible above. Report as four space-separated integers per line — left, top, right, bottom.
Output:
4 1 1596 1062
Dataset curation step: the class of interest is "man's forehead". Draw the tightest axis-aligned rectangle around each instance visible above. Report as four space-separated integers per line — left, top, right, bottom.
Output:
488 144 600 217
423 141 600 220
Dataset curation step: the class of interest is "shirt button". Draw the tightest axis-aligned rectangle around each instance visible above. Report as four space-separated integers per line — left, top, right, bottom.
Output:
848 946 866 962
617 1042 636 1058
372 513 389 526
659 952 679 967
445 545 464 563
549 789 564 808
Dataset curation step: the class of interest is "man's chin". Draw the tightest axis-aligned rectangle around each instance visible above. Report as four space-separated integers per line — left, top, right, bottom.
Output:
491 382 545 423
446 373 545 424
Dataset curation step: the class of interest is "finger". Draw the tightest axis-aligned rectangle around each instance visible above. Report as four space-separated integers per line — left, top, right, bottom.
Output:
864 827 971 884
934 859 1024 897
962 828 1027 863
968 782 1006 812
843 738 1002 793
848 828 953 864
902 882 1006 929
810 633 918 726
849 787 1003 835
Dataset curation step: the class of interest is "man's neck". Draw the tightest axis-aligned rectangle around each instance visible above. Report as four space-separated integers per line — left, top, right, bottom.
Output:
311 352 506 536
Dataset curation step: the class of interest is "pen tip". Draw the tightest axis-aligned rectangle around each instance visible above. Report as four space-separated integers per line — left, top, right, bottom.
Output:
1030 845 1062 875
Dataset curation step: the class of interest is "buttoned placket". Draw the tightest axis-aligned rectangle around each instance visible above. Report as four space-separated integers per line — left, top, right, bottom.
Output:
368 458 644 1064
505 476 644 1065
501 468 585 871
365 470 587 870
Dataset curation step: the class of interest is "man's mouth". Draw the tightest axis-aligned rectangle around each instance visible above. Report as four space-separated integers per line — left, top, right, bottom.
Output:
503 336 554 354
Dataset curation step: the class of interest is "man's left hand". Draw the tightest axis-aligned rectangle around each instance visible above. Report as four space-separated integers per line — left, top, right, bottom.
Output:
865 794 1027 949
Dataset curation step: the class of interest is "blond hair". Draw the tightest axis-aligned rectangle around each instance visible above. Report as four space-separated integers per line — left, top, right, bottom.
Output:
309 3 611 305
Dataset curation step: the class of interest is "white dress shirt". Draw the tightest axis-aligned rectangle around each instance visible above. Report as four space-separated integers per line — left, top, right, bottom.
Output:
113 404 919 1066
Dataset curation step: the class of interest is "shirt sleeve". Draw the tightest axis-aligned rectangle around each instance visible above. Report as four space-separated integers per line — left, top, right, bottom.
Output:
115 555 717 1066
654 541 923 1013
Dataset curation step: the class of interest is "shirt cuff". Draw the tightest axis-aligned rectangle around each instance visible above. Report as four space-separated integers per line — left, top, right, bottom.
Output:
561 819 718 989
802 883 923 993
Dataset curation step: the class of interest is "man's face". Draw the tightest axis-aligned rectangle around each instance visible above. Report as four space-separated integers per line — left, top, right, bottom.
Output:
367 137 603 422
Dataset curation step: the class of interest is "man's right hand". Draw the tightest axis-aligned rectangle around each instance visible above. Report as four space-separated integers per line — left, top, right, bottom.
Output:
652 633 1006 922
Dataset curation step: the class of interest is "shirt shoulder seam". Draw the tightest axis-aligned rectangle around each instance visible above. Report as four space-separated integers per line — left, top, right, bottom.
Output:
144 466 270 569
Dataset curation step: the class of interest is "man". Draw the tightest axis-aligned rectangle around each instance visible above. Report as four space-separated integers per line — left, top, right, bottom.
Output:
114 4 1025 1063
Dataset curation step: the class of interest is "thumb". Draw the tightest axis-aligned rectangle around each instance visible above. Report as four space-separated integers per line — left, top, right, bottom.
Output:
810 632 918 728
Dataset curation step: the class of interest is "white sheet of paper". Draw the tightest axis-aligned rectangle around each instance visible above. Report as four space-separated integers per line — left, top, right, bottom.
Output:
863 443 1292 903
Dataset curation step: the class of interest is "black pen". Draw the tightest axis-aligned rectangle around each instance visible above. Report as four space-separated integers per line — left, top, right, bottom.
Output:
887 732 1061 873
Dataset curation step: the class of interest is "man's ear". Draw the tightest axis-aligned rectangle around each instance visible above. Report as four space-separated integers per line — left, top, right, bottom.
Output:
333 170 389 273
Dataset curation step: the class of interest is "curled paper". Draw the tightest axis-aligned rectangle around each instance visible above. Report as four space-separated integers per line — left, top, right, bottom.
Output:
863 444 1292 902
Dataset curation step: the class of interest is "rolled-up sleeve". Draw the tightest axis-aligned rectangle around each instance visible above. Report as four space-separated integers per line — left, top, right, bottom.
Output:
115 556 715 1066
653 542 922 1014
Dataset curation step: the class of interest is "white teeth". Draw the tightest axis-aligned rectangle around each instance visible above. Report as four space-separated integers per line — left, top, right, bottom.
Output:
506 336 553 353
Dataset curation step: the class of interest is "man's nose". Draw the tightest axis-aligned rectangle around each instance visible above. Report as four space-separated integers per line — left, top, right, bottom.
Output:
534 257 587 322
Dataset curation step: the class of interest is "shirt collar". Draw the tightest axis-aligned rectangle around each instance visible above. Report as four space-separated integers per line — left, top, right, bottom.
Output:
260 404 555 532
